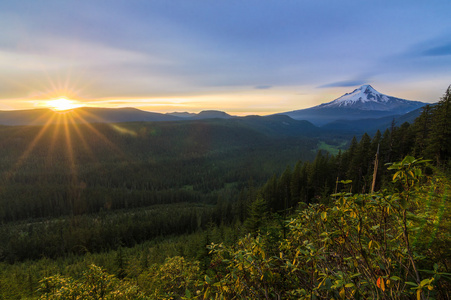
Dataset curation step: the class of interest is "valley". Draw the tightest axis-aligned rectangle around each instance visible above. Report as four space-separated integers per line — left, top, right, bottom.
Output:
0 85 449 299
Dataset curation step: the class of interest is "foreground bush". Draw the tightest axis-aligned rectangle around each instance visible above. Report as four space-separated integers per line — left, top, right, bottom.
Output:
39 264 148 300
205 157 450 299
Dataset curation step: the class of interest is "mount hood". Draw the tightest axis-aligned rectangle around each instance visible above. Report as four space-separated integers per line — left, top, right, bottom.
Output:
280 85 427 126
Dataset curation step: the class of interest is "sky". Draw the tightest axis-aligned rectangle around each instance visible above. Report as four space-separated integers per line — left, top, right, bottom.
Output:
1 0 451 115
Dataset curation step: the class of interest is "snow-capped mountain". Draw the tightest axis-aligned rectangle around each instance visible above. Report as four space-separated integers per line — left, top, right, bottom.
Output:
318 85 422 111
280 85 427 126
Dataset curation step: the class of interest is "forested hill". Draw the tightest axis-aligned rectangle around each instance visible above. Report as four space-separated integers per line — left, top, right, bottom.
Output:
0 115 333 224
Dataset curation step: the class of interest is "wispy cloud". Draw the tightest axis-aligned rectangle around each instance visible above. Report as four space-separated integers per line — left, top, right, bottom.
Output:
254 85 272 90
420 42 451 57
317 80 368 89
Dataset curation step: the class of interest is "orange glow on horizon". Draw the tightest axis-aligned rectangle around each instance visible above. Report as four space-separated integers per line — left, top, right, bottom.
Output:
45 97 84 111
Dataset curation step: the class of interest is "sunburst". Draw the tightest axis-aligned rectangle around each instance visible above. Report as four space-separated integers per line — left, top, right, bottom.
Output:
0 91 129 217
46 97 83 111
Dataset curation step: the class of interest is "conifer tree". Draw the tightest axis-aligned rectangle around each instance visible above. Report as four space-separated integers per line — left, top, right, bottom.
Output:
277 166 292 211
427 85 451 166
380 128 392 164
343 136 358 176
115 246 127 279
412 105 433 157
290 161 303 207
244 197 268 235
393 122 414 160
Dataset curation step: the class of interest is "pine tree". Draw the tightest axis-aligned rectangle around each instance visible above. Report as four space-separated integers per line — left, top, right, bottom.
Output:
263 174 278 212
380 128 391 164
244 197 268 235
343 136 358 173
427 85 451 166
115 246 127 279
412 105 433 157
277 166 292 212
290 161 302 207
345 135 371 192
393 122 414 160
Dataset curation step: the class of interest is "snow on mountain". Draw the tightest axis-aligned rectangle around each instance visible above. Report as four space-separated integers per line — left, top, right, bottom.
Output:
316 84 422 111
320 85 389 107
279 85 428 126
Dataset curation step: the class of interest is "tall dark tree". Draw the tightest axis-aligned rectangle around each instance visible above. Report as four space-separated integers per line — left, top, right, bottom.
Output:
244 197 268 235
393 122 414 160
346 134 371 192
278 166 292 211
380 128 392 165
290 161 303 207
427 85 451 166
412 105 433 157
263 175 278 212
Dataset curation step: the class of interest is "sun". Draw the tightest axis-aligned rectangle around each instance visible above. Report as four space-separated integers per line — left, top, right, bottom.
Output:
46 97 83 111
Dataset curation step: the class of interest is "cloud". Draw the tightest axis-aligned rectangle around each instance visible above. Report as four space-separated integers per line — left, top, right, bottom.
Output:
421 42 451 57
254 85 272 90
317 80 368 89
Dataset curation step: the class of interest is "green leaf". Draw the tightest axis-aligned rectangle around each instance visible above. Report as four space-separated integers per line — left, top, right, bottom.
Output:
400 198 408 209
340 180 352 184
405 281 418 287
205 275 212 284
185 289 192 298
392 171 401 181
402 156 415 164
420 278 432 287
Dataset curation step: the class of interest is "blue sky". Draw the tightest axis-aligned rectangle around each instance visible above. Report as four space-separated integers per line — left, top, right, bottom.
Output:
0 0 450 114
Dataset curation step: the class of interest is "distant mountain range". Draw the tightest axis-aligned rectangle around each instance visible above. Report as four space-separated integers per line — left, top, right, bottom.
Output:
0 85 431 134
278 85 428 126
0 108 233 126
166 110 233 119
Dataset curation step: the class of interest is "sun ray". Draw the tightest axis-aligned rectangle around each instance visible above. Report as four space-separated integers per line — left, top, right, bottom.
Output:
70 109 128 158
62 114 77 179
45 113 66 168
2 113 58 184
65 113 96 161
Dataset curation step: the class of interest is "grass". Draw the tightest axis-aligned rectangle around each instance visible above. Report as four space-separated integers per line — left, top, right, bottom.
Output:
316 140 348 155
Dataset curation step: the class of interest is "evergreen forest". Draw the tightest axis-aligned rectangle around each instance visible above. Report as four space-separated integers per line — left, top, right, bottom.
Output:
0 86 450 299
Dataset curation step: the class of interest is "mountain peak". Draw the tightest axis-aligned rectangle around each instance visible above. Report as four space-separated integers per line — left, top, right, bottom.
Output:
357 84 377 94
324 84 388 107
279 85 427 126
196 110 233 119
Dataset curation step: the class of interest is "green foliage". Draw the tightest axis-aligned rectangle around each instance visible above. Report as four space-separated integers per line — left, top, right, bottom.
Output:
3 156 450 300
38 264 148 299
316 140 347 156
244 197 268 234
427 85 451 165
387 156 431 192
137 256 201 299
204 157 450 299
